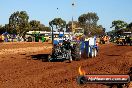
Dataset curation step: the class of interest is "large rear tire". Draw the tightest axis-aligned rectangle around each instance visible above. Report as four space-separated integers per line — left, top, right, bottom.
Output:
71 44 81 61
27 37 32 42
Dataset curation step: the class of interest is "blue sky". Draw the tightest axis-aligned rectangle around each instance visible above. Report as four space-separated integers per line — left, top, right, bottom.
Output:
0 0 132 32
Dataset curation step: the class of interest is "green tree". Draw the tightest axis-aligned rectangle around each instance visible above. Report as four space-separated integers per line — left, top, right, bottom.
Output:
0 25 2 28
29 20 51 32
0 25 4 34
111 20 128 36
29 20 41 31
42 27 51 32
95 25 105 36
111 20 127 30
39 24 45 31
127 22 132 32
39 24 51 31
66 21 80 32
9 11 29 36
49 18 66 32
78 12 99 35
0 24 15 34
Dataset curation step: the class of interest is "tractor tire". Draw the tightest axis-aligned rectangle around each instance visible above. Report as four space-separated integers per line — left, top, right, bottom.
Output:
27 37 32 42
71 44 81 61
130 41 132 46
47 55 52 62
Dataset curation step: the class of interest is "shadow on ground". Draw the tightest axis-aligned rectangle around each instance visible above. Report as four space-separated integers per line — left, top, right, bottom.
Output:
30 54 64 62
107 54 120 56
116 44 132 46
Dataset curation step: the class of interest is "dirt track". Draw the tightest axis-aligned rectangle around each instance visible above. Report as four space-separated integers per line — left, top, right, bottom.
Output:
0 42 132 88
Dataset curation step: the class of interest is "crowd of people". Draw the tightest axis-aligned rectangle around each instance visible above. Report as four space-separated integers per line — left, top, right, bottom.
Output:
0 33 25 42
99 35 110 44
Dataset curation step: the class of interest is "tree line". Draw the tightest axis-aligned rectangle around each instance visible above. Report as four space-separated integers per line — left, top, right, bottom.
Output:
0 11 105 37
108 20 132 37
49 12 105 36
0 11 51 37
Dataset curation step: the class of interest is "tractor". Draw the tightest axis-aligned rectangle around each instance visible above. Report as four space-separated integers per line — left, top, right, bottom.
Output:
47 33 73 62
46 28 98 62
116 32 132 46
48 40 73 62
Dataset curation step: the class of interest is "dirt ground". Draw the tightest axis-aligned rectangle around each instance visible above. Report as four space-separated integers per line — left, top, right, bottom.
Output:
0 42 132 88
